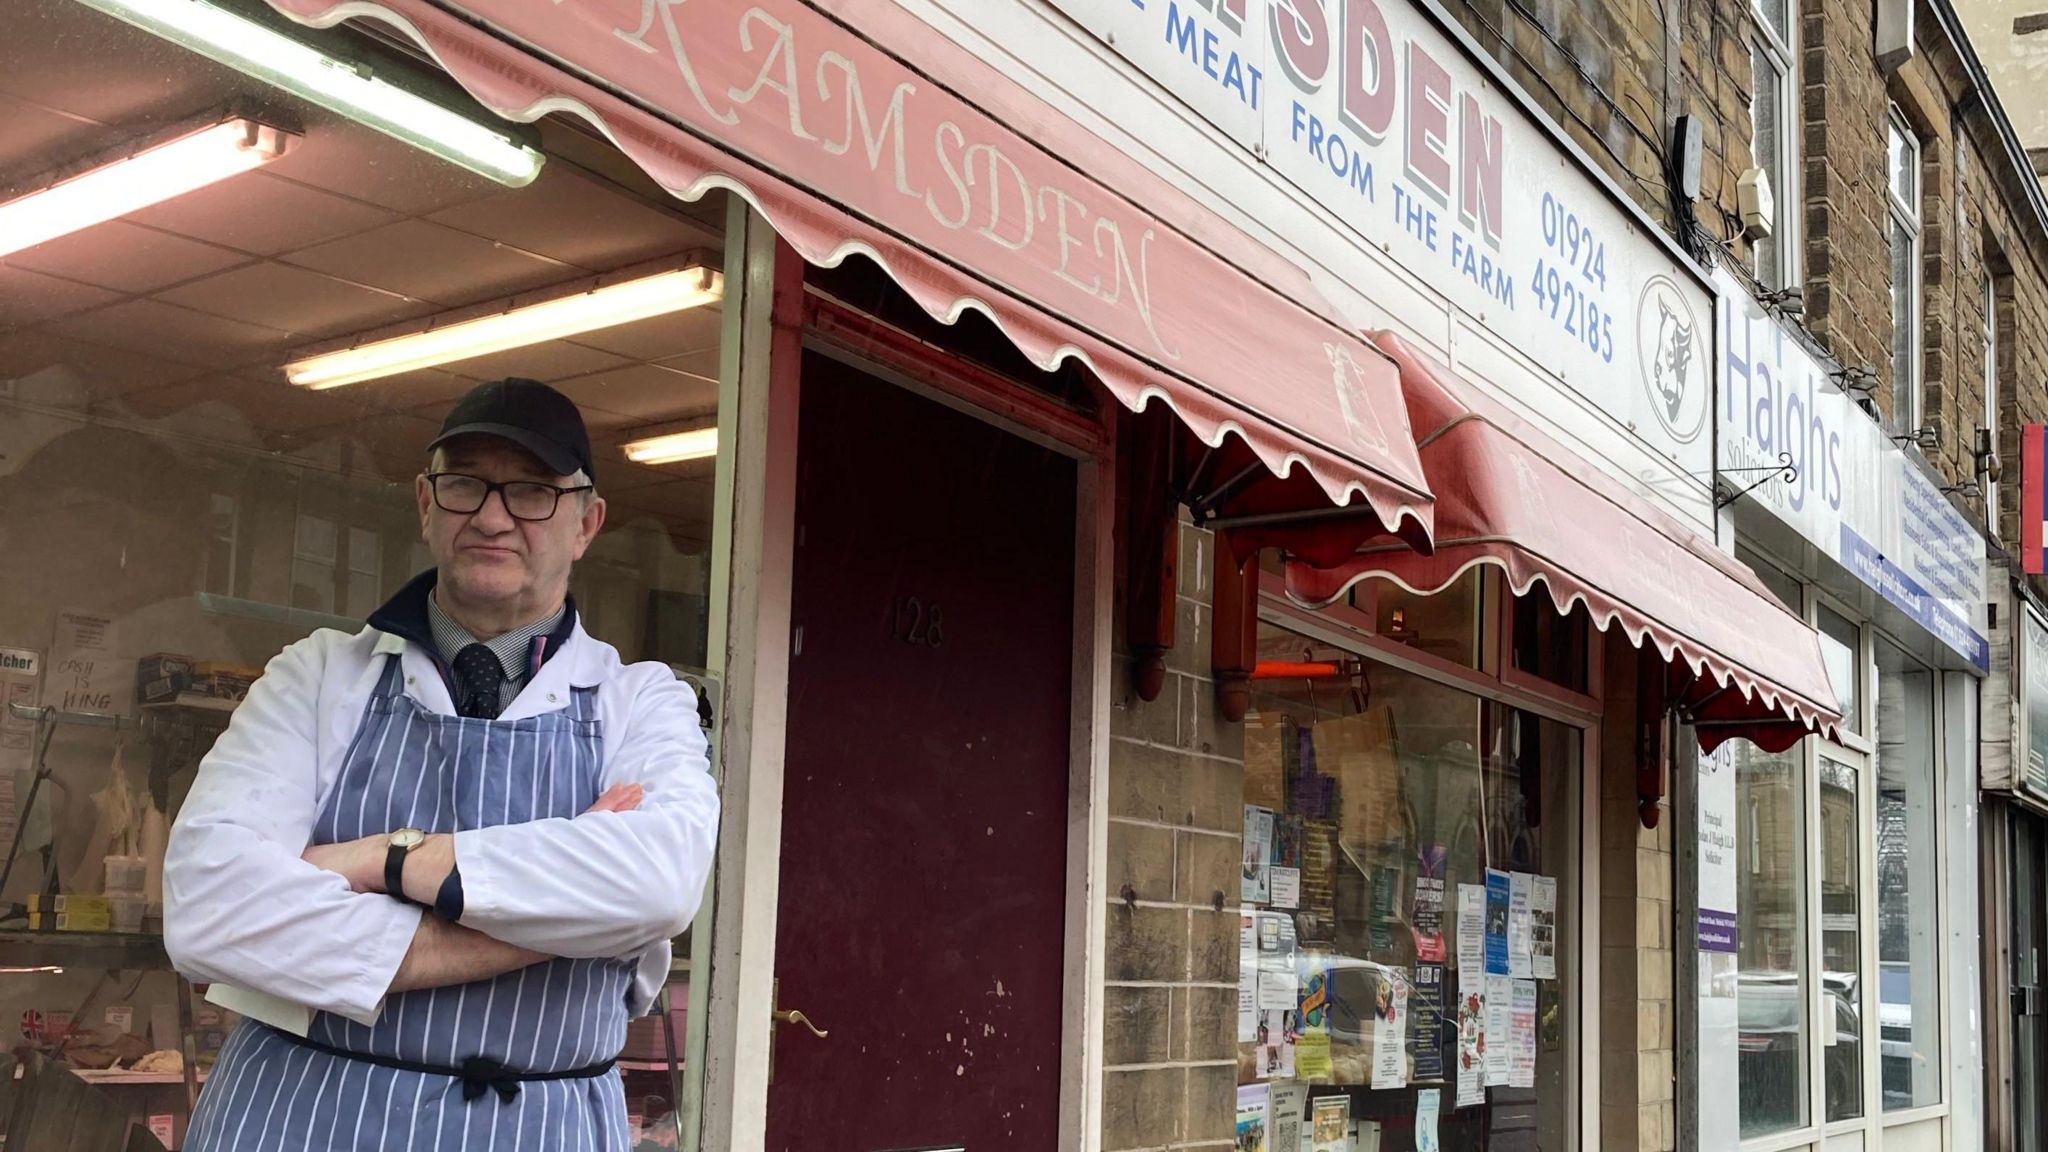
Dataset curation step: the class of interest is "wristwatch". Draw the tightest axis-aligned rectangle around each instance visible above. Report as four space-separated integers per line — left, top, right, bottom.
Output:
384 827 426 906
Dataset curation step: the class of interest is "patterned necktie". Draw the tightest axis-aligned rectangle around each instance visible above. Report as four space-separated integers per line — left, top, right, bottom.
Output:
453 643 505 719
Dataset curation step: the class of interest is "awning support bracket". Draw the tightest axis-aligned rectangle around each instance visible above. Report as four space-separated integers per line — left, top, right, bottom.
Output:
1712 452 1798 510
1186 460 1266 523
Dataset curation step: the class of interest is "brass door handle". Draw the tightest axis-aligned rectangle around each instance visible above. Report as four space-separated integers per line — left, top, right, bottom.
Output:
773 1008 829 1038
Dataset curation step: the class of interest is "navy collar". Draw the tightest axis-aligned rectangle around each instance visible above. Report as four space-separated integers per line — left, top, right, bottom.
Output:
368 569 578 684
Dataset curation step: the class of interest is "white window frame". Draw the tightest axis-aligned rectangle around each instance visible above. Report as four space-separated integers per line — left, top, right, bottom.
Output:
1733 552 1955 1150
1985 271 2002 534
1750 0 1800 289
1888 110 1924 436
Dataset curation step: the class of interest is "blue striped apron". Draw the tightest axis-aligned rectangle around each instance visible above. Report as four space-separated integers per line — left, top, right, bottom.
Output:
186 653 636 1152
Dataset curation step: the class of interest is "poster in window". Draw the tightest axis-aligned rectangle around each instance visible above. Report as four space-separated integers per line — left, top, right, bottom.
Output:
2026 610 2048 799
1508 872 1534 979
1416 1088 1442 1152
1508 979 1538 1088
1455 981 1486 1106
1236 1084 1270 1152
1456 883 1485 975
1311 1095 1350 1152
1243 806 1274 903
50 612 126 716
1484 871 1511 975
1371 967 1409 1089
1530 876 1558 981
1483 975 1512 1086
1255 1009 1298 1079
1411 963 1447 1082
1413 844 1447 962
1239 908 1258 1043
1270 1082 1309 1152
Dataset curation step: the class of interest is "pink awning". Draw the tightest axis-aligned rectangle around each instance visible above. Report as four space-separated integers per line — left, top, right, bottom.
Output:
261 0 1435 549
1287 334 1841 752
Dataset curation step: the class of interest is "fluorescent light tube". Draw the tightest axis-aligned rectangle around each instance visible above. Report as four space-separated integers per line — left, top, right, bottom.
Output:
622 427 718 464
285 266 723 389
0 118 288 257
73 0 544 187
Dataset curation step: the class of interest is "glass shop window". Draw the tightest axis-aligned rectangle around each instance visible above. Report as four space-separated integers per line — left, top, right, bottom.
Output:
1510 587 1589 694
1818 756 1864 1122
1875 641 1941 1111
0 0 733 1140
1240 622 1579 1152
1734 740 1808 1138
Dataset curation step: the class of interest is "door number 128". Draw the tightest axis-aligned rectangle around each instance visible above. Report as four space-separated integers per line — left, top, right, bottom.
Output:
885 596 944 648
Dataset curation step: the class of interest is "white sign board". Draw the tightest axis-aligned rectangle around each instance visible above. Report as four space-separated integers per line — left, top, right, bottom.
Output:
1046 0 1715 481
1716 268 1988 669
1694 741 1740 1152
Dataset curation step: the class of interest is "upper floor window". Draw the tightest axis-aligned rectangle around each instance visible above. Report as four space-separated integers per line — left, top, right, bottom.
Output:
1984 269 2003 536
1751 0 1798 289
1887 112 1923 436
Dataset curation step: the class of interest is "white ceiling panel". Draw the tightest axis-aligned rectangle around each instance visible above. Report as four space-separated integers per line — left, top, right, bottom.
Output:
45 299 299 368
554 363 719 428
262 119 502 217
438 339 635 386
126 171 397 257
0 265 123 327
427 162 713 269
568 304 723 362
0 331 207 395
159 262 432 339
285 218 574 306
7 221 253 295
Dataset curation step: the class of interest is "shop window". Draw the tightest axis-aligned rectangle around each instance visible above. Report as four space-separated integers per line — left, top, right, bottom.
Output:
1887 111 1924 437
1876 641 1941 1110
0 0 735 1138
1817 604 1862 736
1359 569 1486 669
1510 587 1588 694
1241 623 1578 1151
1735 740 1809 1137
1749 0 1798 290
1736 546 1801 617
1818 756 1863 1122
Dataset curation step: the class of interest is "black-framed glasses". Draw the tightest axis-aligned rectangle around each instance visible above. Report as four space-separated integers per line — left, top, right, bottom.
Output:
425 472 592 522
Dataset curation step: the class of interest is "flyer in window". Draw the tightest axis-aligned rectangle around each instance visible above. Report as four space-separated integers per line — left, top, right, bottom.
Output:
1258 967 1300 1011
1311 1095 1350 1152
1371 967 1409 1089
1456 982 1486 1107
1243 806 1274 903
1531 876 1558 981
1411 964 1446 1082
1271 1081 1309 1151
1484 870 1511 976
1509 979 1538 1088
1255 1009 1298 1079
1239 908 1258 1043
1416 1088 1443 1152
1457 883 1486 974
1295 1033 1333 1078
1299 965 1330 1036
1237 1084 1271 1152
1483 975 1512 1086
1508 872 1534 979
1413 844 1448 962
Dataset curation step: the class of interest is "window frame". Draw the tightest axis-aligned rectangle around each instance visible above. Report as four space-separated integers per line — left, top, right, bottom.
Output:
1984 270 2002 535
1749 0 1800 290
1259 582 1602 1147
1732 554 1955 1148
1887 110 1924 436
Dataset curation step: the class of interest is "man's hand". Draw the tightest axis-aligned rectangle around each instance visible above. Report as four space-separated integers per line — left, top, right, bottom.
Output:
301 783 645 894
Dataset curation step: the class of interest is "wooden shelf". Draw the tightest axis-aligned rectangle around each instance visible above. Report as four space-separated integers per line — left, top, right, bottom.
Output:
0 929 170 970
71 1067 205 1086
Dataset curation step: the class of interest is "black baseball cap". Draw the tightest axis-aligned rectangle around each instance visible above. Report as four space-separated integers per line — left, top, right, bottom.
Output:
429 378 594 481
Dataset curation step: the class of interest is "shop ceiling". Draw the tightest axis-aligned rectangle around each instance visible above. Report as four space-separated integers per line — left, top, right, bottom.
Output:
0 0 726 527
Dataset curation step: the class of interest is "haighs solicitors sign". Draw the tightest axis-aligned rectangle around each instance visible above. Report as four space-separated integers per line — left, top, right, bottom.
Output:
1048 0 1715 478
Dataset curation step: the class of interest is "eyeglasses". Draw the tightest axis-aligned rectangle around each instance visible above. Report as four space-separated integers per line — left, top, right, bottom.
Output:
425 472 592 522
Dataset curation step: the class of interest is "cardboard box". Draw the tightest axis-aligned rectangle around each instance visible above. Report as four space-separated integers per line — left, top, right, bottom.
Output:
24 895 110 916
136 653 193 704
26 909 114 932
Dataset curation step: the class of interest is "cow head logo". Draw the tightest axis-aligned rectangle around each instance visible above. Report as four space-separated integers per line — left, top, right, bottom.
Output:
1634 275 1706 445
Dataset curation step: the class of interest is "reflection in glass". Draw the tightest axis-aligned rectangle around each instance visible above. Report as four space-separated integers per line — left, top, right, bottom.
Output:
1877 642 1941 1110
1735 741 1808 1137
1242 624 1578 1152
1817 606 1862 734
1818 757 1863 1121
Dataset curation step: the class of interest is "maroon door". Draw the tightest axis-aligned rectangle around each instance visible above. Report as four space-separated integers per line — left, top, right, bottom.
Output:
765 353 1076 1152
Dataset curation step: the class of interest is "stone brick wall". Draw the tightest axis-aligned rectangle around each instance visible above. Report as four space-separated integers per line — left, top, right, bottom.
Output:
1597 637 1676 1152
1102 518 1244 1151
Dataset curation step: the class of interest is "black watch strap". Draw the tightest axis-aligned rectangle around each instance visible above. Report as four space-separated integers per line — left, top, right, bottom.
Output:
385 842 419 907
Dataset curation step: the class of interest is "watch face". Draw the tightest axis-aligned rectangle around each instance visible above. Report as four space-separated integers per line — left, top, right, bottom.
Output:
390 828 425 849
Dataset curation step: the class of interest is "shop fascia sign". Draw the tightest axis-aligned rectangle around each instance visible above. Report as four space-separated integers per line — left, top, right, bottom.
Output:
2023 605 2048 800
1716 267 1990 671
1045 0 1716 481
